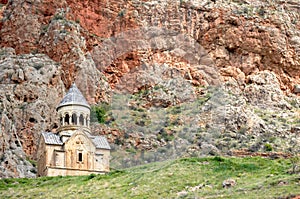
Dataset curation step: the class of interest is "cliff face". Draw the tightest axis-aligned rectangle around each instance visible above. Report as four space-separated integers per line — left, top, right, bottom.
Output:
0 48 64 177
0 0 299 177
1 0 299 89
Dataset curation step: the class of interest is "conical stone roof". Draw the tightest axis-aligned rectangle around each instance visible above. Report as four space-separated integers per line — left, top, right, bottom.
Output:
57 83 90 110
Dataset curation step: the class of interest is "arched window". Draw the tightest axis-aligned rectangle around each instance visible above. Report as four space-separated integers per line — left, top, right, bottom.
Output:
87 116 90 127
65 114 70 125
79 114 84 126
72 113 77 125
86 115 90 127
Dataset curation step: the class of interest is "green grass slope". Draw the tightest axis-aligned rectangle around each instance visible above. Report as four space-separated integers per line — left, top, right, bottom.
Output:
0 157 299 199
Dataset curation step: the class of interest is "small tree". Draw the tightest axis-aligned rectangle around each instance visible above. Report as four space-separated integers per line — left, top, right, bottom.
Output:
90 103 110 124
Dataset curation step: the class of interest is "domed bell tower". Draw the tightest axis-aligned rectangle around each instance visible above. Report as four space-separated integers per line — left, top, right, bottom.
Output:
56 83 91 142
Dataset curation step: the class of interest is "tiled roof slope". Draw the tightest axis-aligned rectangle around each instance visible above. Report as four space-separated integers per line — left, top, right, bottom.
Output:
42 132 63 145
42 132 110 150
91 136 111 150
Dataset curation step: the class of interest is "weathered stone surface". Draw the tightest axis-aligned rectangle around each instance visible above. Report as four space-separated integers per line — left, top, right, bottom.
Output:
74 53 111 104
0 48 66 178
244 71 290 108
1 0 299 92
294 84 300 94
0 113 36 178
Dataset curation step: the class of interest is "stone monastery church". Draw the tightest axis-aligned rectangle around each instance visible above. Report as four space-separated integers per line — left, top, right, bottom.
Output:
37 83 111 176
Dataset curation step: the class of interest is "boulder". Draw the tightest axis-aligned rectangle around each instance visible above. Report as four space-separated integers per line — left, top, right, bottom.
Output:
294 84 300 94
222 179 236 188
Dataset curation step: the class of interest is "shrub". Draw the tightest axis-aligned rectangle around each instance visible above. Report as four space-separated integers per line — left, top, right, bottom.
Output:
213 156 225 162
264 143 273 152
26 157 37 167
258 7 266 17
53 14 64 20
87 173 97 180
90 103 110 123
118 10 125 17
157 129 174 142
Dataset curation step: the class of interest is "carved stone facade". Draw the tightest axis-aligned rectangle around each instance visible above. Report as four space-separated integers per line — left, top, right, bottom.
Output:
37 84 110 176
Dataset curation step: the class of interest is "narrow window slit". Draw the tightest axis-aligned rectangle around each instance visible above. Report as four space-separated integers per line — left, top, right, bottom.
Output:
78 152 83 162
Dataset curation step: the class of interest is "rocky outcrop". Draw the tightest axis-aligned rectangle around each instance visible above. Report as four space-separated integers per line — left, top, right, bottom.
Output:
133 0 300 91
104 69 300 168
0 112 36 178
38 11 111 102
294 84 300 94
244 71 290 108
0 48 66 177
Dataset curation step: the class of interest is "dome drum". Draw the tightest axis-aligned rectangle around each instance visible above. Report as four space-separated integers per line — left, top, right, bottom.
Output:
56 84 91 132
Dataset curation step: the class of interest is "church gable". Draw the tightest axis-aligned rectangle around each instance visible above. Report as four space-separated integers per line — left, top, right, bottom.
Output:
64 130 96 170
65 131 95 150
